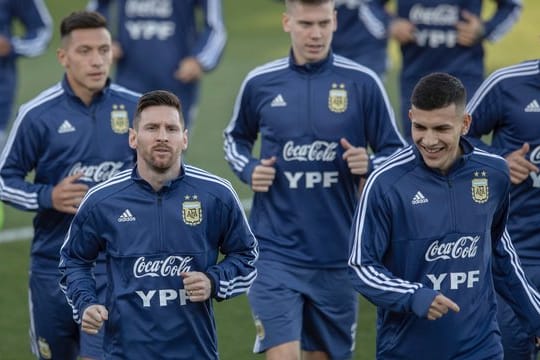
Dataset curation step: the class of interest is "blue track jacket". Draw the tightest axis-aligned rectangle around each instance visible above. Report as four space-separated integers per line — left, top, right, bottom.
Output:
349 140 540 359
224 52 406 269
0 77 139 274
60 165 258 359
467 59 540 268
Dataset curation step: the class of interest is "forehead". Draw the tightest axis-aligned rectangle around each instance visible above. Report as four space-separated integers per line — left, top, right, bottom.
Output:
64 27 111 47
410 104 461 126
287 1 335 19
139 105 181 124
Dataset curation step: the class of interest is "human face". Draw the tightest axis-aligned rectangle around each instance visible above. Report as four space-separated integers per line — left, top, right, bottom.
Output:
57 28 112 105
410 104 471 174
282 1 337 65
129 106 188 176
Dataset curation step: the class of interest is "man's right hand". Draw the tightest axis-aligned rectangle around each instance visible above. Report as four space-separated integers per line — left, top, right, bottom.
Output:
427 294 460 320
505 143 539 185
251 157 276 192
82 304 108 335
51 173 89 214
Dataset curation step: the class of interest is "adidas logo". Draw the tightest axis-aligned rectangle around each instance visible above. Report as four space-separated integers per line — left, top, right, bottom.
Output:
525 100 540 112
117 209 136 222
58 120 76 134
270 94 287 107
411 191 429 205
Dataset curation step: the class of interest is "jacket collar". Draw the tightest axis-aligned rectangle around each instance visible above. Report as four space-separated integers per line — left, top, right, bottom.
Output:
288 49 333 74
61 75 111 106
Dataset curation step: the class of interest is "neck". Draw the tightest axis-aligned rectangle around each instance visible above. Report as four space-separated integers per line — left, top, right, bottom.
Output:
138 163 181 192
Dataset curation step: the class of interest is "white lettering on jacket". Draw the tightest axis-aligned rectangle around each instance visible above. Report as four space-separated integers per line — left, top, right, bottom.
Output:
409 4 459 26
68 161 125 182
424 236 479 262
427 270 480 290
283 141 338 162
133 256 193 278
135 288 189 307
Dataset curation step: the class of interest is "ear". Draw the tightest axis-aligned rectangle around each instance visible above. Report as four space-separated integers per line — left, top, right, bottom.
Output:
128 128 137 150
182 129 189 151
461 113 472 135
57 48 66 67
282 12 290 33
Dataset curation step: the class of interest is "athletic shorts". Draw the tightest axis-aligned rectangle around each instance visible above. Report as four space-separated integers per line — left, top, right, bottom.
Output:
29 271 105 359
248 259 358 359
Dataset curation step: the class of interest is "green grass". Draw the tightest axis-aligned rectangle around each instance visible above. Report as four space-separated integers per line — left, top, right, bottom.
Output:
1 0 538 358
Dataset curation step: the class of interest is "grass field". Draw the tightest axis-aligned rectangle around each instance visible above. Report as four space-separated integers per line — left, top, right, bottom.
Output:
0 0 539 359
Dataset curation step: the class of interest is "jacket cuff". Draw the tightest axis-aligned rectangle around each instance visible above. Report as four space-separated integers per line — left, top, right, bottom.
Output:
410 287 438 318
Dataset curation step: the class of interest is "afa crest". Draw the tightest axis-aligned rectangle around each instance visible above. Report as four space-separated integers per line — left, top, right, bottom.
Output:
471 171 489 204
38 337 52 359
111 104 129 134
182 195 202 225
328 83 348 113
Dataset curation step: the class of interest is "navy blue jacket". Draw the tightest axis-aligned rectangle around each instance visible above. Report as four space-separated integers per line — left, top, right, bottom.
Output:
0 77 139 274
467 59 540 268
60 165 258 359
349 140 540 359
224 52 406 269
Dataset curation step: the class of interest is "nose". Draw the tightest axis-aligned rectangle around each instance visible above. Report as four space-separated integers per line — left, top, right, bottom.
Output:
422 130 438 147
156 126 168 141
310 25 322 39
90 50 104 67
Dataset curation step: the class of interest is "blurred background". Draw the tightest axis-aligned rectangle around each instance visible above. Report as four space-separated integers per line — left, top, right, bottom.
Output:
0 0 538 358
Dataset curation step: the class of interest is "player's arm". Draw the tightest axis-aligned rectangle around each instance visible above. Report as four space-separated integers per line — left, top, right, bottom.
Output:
203 184 258 301
11 0 52 58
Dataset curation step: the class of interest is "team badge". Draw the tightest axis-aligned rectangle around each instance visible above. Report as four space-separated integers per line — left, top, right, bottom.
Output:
182 195 202 225
328 83 347 113
111 104 129 134
471 171 489 203
254 317 265 340
38 337 52 359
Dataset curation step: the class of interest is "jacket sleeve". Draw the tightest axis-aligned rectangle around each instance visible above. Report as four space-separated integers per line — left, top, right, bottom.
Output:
59 202 104 324
10 0 52 58
205 181 258 301
192 0 227 72
348 172 437 317
362 74 407 172
465 70 508 156
359 0 391 39
490 176 540 335
483 0 522 42
86 0 112 18
223 73 261 185
0 105 54 211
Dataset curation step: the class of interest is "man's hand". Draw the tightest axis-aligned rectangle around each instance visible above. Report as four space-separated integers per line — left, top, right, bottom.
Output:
505 143 539 185
389 18 416 44
251 156 277 192
51 173 89 214
181 272 212 302
456 10 485 46
82 304 108 334
341 138 369 175
0 35 12 57
174 57 203 83
427 294 460 320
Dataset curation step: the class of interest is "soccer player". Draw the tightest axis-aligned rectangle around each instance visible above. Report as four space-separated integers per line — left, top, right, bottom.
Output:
364 0 522 139
466 59 540 359
224 0 406 358
349 72 540 359
0 11 139 360
0 0 52 148
60 90 258 359
332 0 389 78
87 0 227 130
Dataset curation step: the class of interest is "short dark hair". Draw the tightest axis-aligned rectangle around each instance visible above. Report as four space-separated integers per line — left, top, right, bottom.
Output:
60 11 107 38
285 0 333 9
133 90 184 129
411 72 466 111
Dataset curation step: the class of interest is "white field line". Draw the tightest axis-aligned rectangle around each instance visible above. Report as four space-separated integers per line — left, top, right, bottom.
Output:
0 198 253 244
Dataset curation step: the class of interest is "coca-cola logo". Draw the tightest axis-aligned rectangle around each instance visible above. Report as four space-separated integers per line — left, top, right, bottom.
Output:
133 256 193 278
425 236 479 262
125 0 172 17
282 141 338 162
530 145 540 165
68 161 125 182
410 4 459 26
